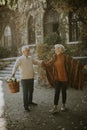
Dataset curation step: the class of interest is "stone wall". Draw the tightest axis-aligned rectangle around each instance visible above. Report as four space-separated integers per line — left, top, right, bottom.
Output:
0 0 86 57
0 6 21 49
17 0 45 46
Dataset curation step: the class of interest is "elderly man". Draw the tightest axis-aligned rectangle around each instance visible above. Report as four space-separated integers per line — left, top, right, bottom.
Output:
12 45 42 112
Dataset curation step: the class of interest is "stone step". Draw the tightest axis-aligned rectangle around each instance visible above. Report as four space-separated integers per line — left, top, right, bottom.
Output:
0 70 19 74
1 64 15 71
0 74 19 79
0 61 19 79
0 61 38 80
0 74 20 80
3 67 14 71
6 64 15 68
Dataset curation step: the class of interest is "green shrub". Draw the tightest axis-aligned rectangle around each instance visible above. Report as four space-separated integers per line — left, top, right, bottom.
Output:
38 32 62 61
0 47 11 58
36 43 54 62
44 32 62 46
0 46 18 58
37 32 71 61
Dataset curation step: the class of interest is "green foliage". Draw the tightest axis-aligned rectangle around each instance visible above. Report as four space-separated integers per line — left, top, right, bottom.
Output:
46 0 87 57
36 43 48 60
37 32 71 61
0 0 18 10
36 43 52 86
37 32 62 61
80 33 87 56
36 43 54 62
44 32 62 46
47 0 87 10
0 47 11 58
0 46 18 58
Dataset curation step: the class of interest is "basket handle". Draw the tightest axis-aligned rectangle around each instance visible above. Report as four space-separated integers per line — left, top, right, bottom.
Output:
12 73 15 78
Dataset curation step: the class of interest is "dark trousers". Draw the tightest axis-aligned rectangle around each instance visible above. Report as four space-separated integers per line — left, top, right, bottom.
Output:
54 81 67 105
21 79 34 108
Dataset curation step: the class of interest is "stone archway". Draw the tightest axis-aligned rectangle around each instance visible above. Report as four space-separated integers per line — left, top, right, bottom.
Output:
28 15 35 44
1 25 12 48
3 25 12 47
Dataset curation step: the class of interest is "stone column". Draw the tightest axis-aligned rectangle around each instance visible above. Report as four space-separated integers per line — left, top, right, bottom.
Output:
35 8 45 45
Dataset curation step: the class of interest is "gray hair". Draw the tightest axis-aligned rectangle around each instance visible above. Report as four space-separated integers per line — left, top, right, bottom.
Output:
54 44 65 52
21 45 30 53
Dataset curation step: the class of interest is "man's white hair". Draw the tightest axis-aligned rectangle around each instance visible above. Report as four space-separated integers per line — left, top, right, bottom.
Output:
54 44 65 52
21 45 30 53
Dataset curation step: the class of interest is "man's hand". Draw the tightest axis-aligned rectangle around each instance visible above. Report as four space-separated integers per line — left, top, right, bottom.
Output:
84 65 87 69
33 59 43 65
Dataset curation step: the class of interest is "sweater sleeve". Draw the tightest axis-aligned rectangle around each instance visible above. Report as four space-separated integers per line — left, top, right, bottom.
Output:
12 58 21 75
32 58 42 66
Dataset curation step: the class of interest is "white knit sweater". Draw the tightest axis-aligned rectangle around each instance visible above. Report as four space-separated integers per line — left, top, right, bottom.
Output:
12 55 41 79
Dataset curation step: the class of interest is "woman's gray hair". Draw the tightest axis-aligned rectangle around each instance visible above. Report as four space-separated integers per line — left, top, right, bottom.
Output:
21 45 30 53
54 44 66 52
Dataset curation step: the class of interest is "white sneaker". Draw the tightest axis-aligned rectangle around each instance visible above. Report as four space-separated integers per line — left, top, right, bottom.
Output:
61 105 66 111
49 105 59 114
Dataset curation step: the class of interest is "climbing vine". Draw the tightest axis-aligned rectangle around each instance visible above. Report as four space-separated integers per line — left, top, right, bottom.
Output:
0 0 18 9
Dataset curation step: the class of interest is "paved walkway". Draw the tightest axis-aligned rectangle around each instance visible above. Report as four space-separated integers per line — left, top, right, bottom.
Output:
0 80 7 130
1 80 87 130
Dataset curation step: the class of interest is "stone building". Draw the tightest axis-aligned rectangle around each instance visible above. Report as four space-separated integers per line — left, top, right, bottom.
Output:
0 0 86 56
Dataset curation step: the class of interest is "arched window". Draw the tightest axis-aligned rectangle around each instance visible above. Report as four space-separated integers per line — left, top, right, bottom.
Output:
69 12 81 42
4 26 12 47
44 10 59 36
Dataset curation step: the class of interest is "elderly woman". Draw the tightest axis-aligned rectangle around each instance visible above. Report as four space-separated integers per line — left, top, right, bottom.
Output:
43 44 85 114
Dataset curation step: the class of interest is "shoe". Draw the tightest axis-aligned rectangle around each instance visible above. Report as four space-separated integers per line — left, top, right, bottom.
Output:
49 105 59 114
30 102 38 106
61 104 66 111
24 107 30 112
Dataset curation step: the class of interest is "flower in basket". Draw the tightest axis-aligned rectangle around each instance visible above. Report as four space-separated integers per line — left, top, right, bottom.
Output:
5 77 20 93
5 77 12 82
6 77 19 83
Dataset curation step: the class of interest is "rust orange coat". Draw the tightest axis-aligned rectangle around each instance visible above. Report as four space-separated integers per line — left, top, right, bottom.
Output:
43 53 84 90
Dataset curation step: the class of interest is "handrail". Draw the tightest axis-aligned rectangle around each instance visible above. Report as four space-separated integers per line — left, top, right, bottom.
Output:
0 57 17 62
73 56 87 59
0 56 87 62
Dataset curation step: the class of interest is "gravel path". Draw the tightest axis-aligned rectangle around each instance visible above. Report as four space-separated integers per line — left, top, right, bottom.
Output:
2 80 87 130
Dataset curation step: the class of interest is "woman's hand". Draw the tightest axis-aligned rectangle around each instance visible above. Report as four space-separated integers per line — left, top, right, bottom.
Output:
41 61 47 69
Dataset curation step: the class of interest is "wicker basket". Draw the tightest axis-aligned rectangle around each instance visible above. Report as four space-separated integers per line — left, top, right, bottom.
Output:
7 81 20 93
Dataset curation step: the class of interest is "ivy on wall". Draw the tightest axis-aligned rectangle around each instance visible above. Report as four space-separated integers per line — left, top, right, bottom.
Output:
0 0 18 10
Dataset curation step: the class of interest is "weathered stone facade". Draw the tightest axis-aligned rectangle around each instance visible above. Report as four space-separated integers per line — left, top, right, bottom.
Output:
0 0 66 48
0 0 87 86
0 7 15 48
0 0 86 57
0 0 46 49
